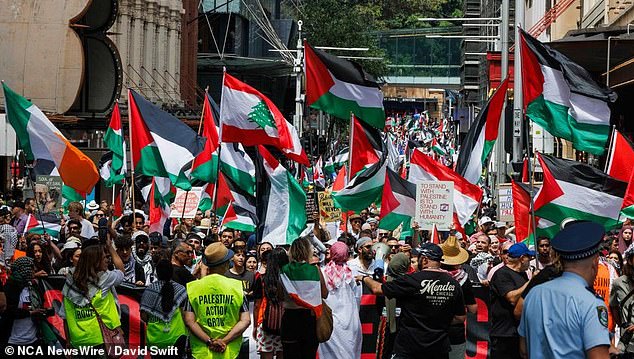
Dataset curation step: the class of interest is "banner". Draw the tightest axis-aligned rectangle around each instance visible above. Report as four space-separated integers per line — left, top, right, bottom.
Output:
318 191 342 223
497 184 514 223
36 276 491 359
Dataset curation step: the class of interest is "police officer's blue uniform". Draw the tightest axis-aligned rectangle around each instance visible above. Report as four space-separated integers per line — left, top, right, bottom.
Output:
518 221 611 359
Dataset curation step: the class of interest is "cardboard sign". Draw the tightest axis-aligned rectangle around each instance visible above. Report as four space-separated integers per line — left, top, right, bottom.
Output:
35 175 63 213
497 183 514 222
318 191 341 223
169 187 203 218
414 181 454 230
305 191 319 223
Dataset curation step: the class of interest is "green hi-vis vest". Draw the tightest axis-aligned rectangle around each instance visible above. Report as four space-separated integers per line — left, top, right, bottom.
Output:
63 289 121 347
187 274 244 359
146 309 188 348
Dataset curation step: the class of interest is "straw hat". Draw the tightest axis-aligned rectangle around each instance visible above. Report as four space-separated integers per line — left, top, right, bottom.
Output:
195 217 214 230
440 235 470 265
202 242 234 267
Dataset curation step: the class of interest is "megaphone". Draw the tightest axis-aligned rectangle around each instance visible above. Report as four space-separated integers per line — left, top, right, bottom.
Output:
372 242 390 281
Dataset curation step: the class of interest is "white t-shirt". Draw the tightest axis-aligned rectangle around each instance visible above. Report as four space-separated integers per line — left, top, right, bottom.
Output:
8 287 38 344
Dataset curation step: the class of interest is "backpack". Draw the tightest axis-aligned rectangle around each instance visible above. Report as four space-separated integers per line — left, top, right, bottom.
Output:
262 299 284 335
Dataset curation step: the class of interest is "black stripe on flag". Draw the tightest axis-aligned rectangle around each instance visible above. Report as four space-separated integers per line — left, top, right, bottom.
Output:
540 154 626 197
520 30 616 102
311 45 381 88
130 90 206 155
386 167 416 199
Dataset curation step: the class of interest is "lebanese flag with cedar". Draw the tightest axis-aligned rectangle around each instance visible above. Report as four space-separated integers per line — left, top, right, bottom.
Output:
219 72 308 165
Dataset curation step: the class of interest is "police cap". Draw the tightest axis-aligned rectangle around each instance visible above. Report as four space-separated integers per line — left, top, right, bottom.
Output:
552 221 604 261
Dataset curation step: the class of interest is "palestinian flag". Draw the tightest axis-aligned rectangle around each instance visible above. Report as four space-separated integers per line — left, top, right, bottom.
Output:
220 72 308 165
297 166 311 188
219 201 238 228
313 157 326 189
455 78 509 185
128 89 205 190
606 128 634 183
332 161 386 212
260 146 307 246
534 153 626 229
215 172 257 232
24 213 62 237
331 165 347 193
512 180 557 245
280 262 323 317
621 170 634 219
220 142 256 196
350 115 383 179
3 82 99 194
198 183 215 212
379 167 416 231
521 29 616 155
430 224 441 244
148 177 173 234
431 138 446 156
409 149 483 231
62 184 85 209
191 93 220 183
333 148 349 168
304 41 385 128
102 102 127 187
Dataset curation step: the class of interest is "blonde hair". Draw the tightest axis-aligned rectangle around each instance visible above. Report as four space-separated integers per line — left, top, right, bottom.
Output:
289 237 312 262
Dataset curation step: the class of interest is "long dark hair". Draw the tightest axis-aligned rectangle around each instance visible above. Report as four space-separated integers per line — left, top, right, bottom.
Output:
156 259 174 313
73 245 106 294
263 248 289 305
26 242 51 274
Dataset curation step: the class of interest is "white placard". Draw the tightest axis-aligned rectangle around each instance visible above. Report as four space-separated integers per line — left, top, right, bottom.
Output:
497 184 514 223
415 181 454 230
169 187 203 218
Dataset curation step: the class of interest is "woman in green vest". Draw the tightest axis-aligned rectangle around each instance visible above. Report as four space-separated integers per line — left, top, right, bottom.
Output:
140 258 189 358
61 237 125 354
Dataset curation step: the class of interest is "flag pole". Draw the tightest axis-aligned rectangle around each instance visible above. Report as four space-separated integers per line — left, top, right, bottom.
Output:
127 89 137 220
181 86 209 223
604 125 616 173
211 71 227 216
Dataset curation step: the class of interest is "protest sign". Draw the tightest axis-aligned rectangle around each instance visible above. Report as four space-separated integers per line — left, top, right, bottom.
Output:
305 191 319 223
35 175 63 213
414 181 454 230
169 187 203 218
318 191 341 223
497 183 514 222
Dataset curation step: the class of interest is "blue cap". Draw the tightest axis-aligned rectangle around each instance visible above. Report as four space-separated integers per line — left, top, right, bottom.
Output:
552 221 604 260
508 242 535 258
418 242 444 262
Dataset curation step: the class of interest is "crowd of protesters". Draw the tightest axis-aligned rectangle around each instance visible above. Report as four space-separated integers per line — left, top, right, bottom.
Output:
0 191 627 359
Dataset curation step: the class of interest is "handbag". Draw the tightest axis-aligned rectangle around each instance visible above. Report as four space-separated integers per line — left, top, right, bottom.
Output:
315 300 333 343
262 300 285 335
86 297 126 359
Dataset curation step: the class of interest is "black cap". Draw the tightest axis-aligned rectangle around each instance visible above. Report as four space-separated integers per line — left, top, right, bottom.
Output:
418 242 444 262
0 207 10 217
552 221 605 260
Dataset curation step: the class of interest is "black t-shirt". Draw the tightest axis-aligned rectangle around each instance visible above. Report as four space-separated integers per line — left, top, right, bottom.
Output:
382 270 465 355
489 265 528 337
448 279 477 344
172 265 195 287
224 269 255 300
521 265 561 298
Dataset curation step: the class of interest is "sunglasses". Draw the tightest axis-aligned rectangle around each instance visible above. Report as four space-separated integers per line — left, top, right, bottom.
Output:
69 226 80 231
188 240 201 245
362 245 373 250
95 213 105 218
389 245 400 249
502 250 509 254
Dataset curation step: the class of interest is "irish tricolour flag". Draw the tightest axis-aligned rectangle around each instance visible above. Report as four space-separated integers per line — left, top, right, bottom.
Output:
304 41 385 129
260 146 307 246
521 30 617 155
3 82 100 194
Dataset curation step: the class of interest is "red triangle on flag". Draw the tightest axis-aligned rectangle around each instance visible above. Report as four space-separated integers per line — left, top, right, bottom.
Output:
534 152 564 211
431 224 440 244
350 115 381 178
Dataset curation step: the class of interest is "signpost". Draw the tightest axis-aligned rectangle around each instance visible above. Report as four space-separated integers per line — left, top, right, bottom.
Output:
414 181 454 230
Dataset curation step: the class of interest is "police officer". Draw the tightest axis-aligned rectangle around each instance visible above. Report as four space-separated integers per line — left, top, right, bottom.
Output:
184 242 251 358
519 221 611 359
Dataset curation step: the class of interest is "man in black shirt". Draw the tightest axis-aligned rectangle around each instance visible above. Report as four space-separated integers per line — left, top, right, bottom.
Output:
171 242 195 286
359 243 466 359
489 242 532 359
